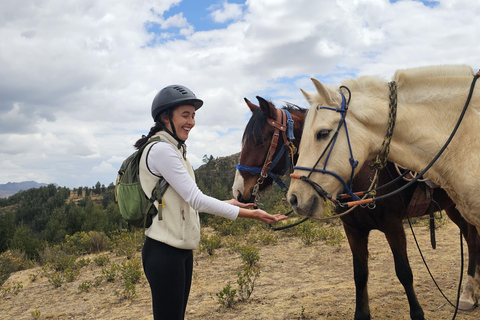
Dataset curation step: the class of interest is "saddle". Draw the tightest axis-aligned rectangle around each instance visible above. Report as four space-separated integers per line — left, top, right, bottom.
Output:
406 182 439 249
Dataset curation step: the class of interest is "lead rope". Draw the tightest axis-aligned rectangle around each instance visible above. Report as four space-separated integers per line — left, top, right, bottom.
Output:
379 165 471 318
405 209 468 317
368 81 398 199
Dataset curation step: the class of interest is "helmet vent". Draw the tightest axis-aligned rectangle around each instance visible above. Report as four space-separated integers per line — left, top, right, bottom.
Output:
173 86 188 94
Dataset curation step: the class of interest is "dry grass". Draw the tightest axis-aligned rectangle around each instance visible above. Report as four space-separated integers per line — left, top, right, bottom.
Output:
1 220 480 319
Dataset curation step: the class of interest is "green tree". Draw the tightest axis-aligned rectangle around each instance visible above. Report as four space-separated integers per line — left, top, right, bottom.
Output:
65 202 86 235
81 200 109 233
10 225 43 260
0 210 16 253
94 181 102 195
102 188 116 209
42 207 67 244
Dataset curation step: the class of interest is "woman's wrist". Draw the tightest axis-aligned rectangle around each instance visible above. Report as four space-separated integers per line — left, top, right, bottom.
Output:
238 208 254 219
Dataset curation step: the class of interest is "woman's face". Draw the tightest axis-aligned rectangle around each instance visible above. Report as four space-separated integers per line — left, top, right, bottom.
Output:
163 104 196 141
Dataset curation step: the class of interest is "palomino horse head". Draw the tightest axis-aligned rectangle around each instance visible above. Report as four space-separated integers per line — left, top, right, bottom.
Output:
232 96 306 203
287 78 375 217
288 65 478 218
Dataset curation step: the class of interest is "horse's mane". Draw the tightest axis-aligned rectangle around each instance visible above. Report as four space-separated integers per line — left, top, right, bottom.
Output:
393 64 474 84
243 101 307 146
336 65 474 102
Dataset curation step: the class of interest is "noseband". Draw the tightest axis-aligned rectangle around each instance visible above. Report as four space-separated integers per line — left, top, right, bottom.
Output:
291 86 362 204
236 108 296 200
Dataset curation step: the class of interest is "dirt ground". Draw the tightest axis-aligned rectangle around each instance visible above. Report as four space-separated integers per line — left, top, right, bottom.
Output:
2 219 480 320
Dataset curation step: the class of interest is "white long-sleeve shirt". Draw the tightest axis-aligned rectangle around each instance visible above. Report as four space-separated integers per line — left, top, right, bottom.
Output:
147 141 239 220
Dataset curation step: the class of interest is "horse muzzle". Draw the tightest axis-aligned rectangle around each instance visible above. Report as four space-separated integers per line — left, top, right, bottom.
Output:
288 192 321 217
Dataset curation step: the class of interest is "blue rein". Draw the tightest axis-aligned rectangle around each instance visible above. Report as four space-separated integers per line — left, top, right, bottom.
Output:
236 110 295 190
293 90 361 202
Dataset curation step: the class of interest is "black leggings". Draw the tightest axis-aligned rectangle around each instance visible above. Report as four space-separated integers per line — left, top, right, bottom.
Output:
142 237 193 320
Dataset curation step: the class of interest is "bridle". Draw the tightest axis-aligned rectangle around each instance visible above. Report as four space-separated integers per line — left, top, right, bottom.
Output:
291 86 362 204
237 107 314 231
236 108 296 202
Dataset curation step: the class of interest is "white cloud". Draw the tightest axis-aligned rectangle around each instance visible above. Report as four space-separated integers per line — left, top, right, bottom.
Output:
92 161 117 173
161 13 189 29
210 2 243 23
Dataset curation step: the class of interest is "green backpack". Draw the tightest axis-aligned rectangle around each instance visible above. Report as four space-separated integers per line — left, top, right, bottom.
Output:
115 136 169 228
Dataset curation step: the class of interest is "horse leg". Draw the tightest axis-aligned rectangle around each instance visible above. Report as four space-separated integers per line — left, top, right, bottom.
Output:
383 221 425 320
443 206 480 310
458 224 480 310
343 223 371 320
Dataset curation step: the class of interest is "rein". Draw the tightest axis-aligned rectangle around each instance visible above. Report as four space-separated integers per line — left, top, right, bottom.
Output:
291 72 480 210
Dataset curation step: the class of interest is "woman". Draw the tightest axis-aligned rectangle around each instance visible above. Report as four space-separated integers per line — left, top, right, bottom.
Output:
137 84 288 319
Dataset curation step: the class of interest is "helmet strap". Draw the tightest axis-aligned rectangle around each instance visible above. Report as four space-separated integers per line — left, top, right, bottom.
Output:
158 113 187 157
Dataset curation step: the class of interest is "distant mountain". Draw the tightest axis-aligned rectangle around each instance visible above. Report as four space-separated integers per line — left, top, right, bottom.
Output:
0 181 52 198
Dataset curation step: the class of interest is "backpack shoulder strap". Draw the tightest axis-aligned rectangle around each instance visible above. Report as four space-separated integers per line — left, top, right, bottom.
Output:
139 136 169 211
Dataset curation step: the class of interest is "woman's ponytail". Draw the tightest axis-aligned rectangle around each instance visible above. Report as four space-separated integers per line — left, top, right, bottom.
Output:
134 122 164 149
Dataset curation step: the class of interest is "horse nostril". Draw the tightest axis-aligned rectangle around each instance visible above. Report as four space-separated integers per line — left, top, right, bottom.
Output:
237 191 244 203
289 194 298 208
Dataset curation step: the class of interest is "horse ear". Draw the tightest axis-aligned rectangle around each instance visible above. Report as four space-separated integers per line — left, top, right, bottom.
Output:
300 88 312 104
311 78 341 105
244 98 259 113
256 96 276 119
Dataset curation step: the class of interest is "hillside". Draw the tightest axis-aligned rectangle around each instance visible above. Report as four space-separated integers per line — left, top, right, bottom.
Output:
1 220 478 319
0 181 51 198
194 153 241 200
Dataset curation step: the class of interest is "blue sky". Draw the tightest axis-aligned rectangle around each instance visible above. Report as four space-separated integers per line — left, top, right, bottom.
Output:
0 0 478 188
391 0 440 6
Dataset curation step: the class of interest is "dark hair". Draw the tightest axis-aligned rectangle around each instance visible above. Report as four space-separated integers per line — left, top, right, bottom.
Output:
134 108 175 149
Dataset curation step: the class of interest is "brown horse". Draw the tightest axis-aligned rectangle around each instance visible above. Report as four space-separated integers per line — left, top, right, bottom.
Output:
232 96 480 320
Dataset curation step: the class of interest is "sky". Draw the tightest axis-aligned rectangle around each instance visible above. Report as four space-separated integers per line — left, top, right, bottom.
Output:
0 0 479 189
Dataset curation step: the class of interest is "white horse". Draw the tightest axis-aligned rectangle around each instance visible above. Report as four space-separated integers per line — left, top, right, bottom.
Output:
287 65 480 309
288 65 480 225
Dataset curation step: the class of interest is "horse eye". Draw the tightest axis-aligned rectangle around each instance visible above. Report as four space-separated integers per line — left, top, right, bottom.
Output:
316 129 331 140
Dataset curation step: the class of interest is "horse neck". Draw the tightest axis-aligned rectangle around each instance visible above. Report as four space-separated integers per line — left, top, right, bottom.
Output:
371 77 479 187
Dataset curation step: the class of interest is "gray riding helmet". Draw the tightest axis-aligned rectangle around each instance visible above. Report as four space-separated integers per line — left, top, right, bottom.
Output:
151 85 203 121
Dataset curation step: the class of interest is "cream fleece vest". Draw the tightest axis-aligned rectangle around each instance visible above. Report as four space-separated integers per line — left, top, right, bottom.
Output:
139 131 201 250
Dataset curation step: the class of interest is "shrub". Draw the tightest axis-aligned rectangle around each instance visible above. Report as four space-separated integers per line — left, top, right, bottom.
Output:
112 231 143 259
64 267 81 282
94 255 110 267
317 227 345 246
39 246 77 271
102 263 118 282
210 216 259 236
0 250 33 286
216 283 237 308
63 232 90 255
78 281 91 292
120 257 142 285
64 231 111 255
31 309 41 320
296 220 318 245
87 231 111 253
235 245 260 268
200 234 222 256
248 231 278 245
42 267 64 288
237 264 260 301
